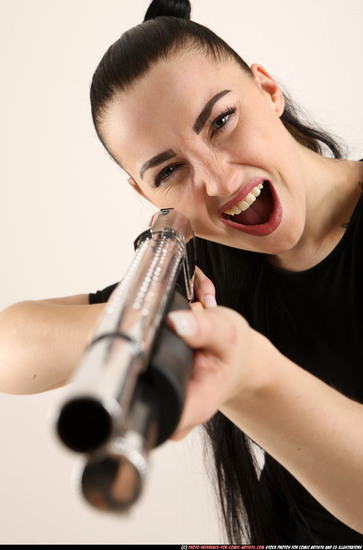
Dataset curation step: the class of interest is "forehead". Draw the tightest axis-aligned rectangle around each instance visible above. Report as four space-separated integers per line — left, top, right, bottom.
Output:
103 52 250 165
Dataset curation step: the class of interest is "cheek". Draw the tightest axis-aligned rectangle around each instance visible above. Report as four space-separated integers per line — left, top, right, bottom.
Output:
232 105 287 148
223 114 267 156
224 128 266 165
231 121 293 170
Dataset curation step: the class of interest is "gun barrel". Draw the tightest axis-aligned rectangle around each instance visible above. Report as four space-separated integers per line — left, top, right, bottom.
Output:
55 209 193 456
78 381 157 512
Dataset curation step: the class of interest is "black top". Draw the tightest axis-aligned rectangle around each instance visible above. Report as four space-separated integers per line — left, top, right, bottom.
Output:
89 282 118 304
259 191 363 543
89 194 363 544
266 192 363 405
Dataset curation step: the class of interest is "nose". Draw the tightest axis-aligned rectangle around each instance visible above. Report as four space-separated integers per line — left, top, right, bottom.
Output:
194 156 240 198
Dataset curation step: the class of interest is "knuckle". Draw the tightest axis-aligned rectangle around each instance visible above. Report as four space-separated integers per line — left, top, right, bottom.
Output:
217 306 245 345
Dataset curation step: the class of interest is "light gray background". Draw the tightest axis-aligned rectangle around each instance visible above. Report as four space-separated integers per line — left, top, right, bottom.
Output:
0 0 362 544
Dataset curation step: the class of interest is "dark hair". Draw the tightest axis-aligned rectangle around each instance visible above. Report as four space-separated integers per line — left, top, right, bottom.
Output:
90 18 252 148
90 1 343 161
143 0 191 21
90 0 344 543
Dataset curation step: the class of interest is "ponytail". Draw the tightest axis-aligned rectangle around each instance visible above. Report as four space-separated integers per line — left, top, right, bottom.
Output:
144 0 191 21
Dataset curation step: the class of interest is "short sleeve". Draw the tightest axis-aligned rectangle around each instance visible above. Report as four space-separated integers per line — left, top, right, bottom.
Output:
89 282 119 304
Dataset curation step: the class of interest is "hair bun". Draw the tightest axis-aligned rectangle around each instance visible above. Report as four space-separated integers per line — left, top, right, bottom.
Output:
143 0 191 22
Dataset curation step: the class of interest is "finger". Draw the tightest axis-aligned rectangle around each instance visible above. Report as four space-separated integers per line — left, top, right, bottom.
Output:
167 306 244 359
148 210 159 227
194 266 217 308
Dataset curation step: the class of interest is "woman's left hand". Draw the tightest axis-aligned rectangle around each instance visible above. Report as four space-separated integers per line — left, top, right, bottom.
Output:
167 302 363 534
167 305 266 440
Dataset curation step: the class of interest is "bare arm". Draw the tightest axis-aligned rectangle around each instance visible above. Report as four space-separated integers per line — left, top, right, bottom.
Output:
0 294 105 395
0 267 214 396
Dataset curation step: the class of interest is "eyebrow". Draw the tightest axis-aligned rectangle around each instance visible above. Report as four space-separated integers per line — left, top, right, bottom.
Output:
139 89 232 179
140 149 176 179
193 89 232 134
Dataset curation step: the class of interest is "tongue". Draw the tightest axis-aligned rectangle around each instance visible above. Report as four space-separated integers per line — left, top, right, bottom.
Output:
232 184 273 226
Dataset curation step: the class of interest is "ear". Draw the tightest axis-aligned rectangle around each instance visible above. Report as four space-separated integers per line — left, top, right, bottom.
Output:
128 176 147 199
250 64 284 117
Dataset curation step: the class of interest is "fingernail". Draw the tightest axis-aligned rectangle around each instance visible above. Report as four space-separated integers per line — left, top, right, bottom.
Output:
202 295 217 308
167 311 198 337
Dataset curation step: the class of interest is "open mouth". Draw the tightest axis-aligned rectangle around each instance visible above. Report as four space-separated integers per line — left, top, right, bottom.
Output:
219 180 281 236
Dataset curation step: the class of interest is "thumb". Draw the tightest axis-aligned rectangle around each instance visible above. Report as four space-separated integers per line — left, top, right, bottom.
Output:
166 306 243 359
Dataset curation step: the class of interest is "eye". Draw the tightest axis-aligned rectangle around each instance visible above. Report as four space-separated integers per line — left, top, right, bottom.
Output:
154 163 180 188
211 107 236 135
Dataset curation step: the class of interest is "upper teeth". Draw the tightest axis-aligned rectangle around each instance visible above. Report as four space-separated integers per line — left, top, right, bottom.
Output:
224 183 264 216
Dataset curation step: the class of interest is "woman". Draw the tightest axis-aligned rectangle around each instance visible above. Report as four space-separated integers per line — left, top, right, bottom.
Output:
1 0 363 544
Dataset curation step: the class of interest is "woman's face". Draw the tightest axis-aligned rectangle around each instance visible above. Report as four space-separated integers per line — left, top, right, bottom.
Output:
102 51 308 255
